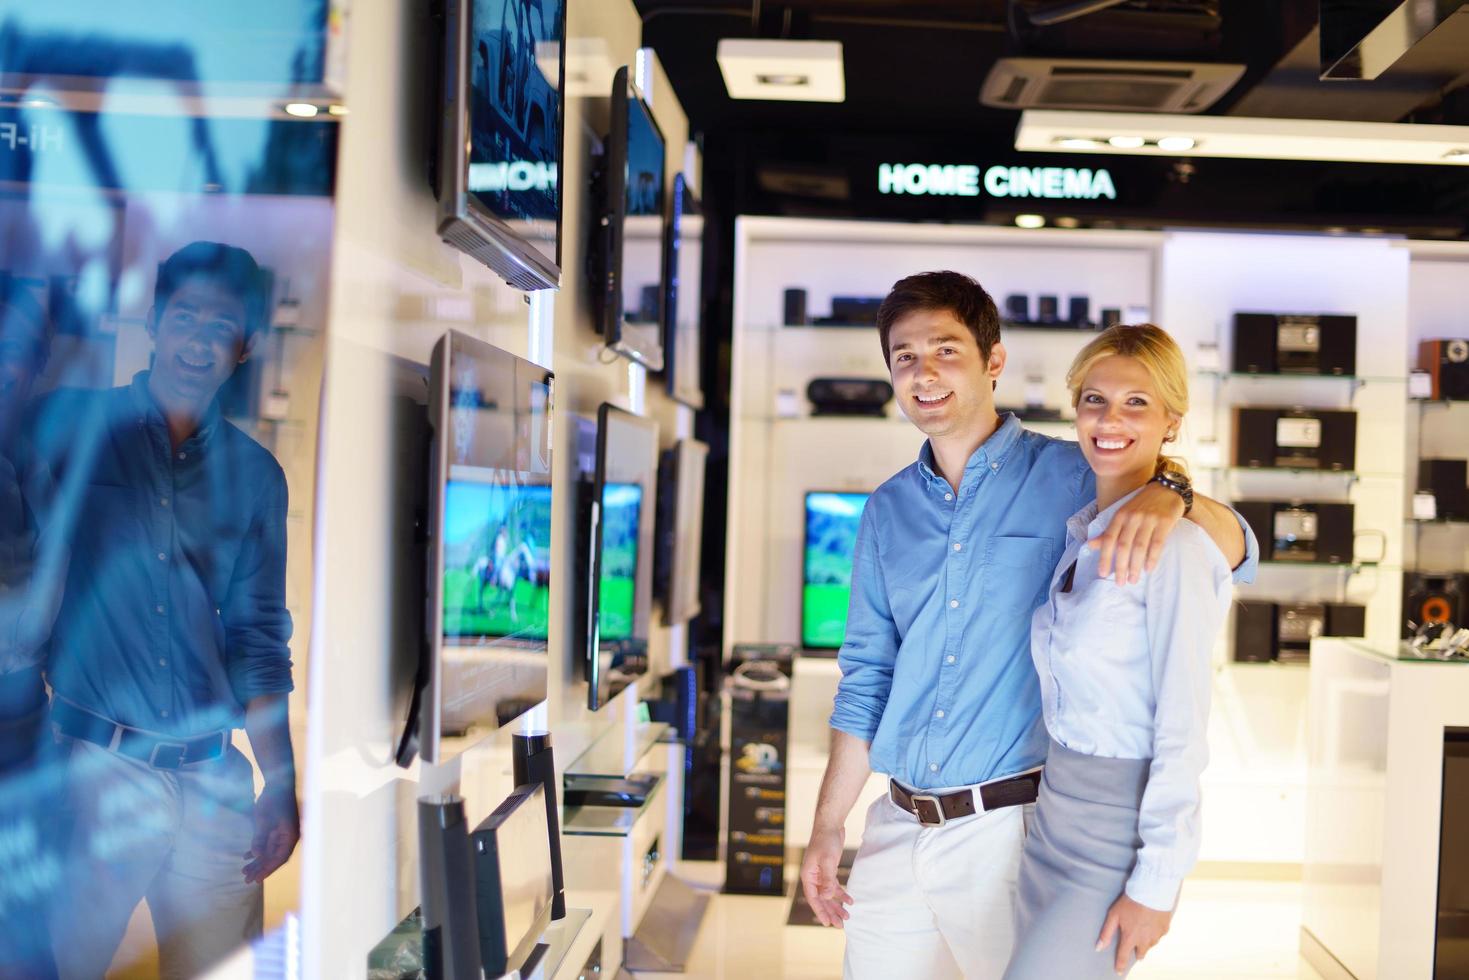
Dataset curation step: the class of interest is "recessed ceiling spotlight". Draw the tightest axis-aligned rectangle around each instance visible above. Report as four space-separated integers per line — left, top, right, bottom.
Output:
1444 149 1469 162
1157 136 1197 152
1014 214 1046 229
1054 216 1081 229
1108 135 1146 149
1056 137 1105 150
717 39 845 102
284 103 319 118
756 74 810 87
327 104 349 116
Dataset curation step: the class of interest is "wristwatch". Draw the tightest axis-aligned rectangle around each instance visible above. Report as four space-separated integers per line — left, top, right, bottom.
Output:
1152 470 1194 516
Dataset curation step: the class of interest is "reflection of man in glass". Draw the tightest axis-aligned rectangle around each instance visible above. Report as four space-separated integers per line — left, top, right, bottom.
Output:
35 242 296 979
0 279 64 980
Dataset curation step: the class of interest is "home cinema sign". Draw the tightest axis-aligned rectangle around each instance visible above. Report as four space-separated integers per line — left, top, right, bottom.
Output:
877 162 1118 200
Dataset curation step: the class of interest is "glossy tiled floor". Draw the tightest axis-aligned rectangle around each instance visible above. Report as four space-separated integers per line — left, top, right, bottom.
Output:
635 863 1328 980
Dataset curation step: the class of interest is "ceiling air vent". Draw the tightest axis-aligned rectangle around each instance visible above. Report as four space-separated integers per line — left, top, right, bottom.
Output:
981 58 1244 114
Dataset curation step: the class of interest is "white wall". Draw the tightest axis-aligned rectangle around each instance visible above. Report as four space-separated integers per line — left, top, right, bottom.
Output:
301 1 692 973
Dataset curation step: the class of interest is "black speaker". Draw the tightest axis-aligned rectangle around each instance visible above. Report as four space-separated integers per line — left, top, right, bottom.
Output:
1419 458 1469 520
1234 601 1276 662
1238 501 1355 563
829 295 883 325
1403 573 1469 637
1036 294 1059 323
1232 313 1357 376
1418 338 1469 400
1232 408 1356 471
512 732 566 920
783 288 808 326
1067 295 1090 327
1100 308 1121 330
1004 293 1029 323
418 795 483 980
1236 601 1367 662
807 377 893 416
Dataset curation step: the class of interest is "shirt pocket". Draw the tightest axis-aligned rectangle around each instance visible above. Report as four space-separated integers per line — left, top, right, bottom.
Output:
983 535 1055 614
79 484 141 552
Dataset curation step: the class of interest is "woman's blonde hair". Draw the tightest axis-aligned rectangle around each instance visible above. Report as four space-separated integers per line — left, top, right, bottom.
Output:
1066 323 1190 478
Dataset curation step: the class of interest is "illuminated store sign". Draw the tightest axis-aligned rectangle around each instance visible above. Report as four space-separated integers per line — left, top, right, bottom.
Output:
877 163 1117 200
468 160 558 193
0 121 63 153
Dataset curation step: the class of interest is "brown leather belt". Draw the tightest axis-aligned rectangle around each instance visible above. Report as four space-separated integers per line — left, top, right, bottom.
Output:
889 768 1042 826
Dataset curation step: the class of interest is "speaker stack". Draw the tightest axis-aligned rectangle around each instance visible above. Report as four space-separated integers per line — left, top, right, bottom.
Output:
1234 601 1367 663
1402 573 1469 638
1232 312 1357 376
1418 338 1469 400
1233 408 1356 471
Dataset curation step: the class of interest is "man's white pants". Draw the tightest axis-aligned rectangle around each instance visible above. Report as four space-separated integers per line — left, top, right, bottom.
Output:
842 786 1031 980
48 739 263 980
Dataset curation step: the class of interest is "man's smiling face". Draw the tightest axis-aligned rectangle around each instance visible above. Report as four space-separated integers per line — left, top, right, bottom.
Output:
887 307 1005 441
148 274 252 413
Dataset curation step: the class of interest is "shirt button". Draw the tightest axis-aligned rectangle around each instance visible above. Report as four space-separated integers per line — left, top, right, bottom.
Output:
929 763 939 773
160 497 169 507
157 552 166 562
155 605 164 614
158 659 167 667
944 492 953 501
946 655 956 664
177 452 187 461
159 709 169 718
949 598 959 608
936 709 946 719
991 462 999 471
953 543 962 552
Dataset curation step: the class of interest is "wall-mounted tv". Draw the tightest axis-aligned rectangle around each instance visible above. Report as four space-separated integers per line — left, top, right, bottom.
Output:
662 173 704 409
436 0 566 291
424 330 554 763
802 491 870 651
592 65 666 370
579 404 659 709
655 438 708 626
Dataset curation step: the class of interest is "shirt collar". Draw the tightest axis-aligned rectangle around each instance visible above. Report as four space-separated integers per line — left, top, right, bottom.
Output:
128 370 222 449
1067 483 1148 542
916 413 1025 490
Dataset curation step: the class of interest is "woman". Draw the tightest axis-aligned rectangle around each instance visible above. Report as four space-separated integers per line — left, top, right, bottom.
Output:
1003 324 1232 979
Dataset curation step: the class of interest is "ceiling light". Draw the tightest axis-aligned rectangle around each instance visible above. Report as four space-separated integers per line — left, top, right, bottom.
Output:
1157 136 1197 152
717 39 844 103
1054 216 1081 229
284 103 319 118
1107 135 1145 149
1056 137 1106 150
327 104 348 116
1017 110 1469 166
1014 214 1046 229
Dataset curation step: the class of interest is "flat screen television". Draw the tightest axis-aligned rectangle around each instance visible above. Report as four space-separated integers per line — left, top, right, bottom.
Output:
802 491 870 651
436 0 566 291
655 438 708 626
472 783 555 978
580 403 659 709
662 173 704 408
424 330 554 763
592 65 666 370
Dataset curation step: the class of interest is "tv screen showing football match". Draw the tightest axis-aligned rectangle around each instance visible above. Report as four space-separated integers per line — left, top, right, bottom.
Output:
802 492 869 650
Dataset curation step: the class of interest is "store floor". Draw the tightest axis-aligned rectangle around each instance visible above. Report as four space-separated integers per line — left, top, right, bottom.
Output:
635 862 1326 980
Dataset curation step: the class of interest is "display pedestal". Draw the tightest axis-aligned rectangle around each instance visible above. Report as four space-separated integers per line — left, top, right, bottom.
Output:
622 873 712 971
723 645 794 895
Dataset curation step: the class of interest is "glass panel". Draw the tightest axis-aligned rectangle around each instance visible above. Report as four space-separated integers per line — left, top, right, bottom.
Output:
0 6 333 976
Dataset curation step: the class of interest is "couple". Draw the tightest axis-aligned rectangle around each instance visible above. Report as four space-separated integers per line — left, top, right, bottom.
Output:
799 271 1256 979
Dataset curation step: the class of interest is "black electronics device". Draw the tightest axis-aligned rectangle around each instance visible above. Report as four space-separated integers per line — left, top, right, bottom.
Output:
591 65 666 370
1418 338 1469 400
1234 601 1366 663
562 771 661 808
663 173 705 409
1419 459 1469 520
645 664 698 743
828 295 883 325
1232 313 1357 376
1234 500 1355 564
1004 294 1029 323
1100 308 1121 330
512 732 565 920
1067 295 1091 327
471 784 555 978
418 795 483 980
783 288 808 325
1036 294 1059 323
1233 408 1356 470
1403 573 1469 637
654 439 709 625
433 0 566 291
807 377 893 417
577 405 659 710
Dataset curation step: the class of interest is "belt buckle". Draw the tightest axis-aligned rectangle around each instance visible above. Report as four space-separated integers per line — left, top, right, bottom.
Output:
910 793 946 827
149 741 189 770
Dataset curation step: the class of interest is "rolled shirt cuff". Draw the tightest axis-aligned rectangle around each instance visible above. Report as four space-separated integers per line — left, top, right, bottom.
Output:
1124 870 1182 912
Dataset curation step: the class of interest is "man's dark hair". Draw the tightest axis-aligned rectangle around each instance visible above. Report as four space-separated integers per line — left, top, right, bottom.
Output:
0 276 52 370
152 241 269 340
876 270 1002 367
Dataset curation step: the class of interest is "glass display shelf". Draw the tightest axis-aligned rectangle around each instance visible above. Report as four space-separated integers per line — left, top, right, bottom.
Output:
1194 370 1405 385
1224 659 1311 668
366 906 595 980
563 776 666 839
769 321 1107 334
1407 517 1469 526
1205 466 1400 480
1257 559 1387 569
1339 638 1469 665
565 722 670 779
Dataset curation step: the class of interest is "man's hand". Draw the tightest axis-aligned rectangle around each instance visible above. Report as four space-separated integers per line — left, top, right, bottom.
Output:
1095 893 1173 974
1087 482 1185 584
800 826 852 928
243 782 300 884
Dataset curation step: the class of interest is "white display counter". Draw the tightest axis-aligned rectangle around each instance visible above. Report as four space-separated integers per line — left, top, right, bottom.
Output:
1301 637 1469 979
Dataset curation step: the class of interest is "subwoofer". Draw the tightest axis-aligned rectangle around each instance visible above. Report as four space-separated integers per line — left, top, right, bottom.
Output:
1418 339 1469 400
1403 573 1469 638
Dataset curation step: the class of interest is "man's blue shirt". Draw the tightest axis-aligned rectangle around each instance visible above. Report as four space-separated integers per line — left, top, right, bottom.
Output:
830 413 1258 790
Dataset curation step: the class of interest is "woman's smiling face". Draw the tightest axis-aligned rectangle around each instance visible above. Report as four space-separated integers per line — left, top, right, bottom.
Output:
1073 353 1179 481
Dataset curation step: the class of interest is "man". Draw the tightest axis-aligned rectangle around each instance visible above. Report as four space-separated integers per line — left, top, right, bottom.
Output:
799 271 1256 979
36 242 297 979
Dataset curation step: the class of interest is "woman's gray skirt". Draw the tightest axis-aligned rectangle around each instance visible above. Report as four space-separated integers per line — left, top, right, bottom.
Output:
1002 739 1152 980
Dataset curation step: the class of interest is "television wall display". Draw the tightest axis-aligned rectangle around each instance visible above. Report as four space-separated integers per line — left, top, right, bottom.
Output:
437 0 566 291
584 403 659 709
663 174 705 409
655 438 708 625
472 783 555 977
425 330 554 762
802 491 870 650
594 66 666 370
